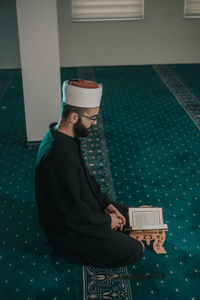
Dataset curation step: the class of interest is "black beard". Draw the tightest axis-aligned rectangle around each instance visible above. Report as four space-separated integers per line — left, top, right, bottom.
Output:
74 118 90 137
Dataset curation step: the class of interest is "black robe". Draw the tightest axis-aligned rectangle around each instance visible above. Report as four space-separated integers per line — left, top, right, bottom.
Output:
35 124 143 268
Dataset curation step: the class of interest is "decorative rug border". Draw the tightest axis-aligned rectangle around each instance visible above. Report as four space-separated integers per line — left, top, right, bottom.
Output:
153 65 200 131
78 67 133 300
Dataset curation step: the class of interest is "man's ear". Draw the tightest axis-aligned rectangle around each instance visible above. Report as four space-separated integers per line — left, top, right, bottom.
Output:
69 112 78 124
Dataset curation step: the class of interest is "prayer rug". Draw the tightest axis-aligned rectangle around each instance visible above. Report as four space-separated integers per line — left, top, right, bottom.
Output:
0 65 199 300
78 67 133 299
0 69 83 299
168 64 200 101
153 65 200 129
77 65 200 299
94 65 200 300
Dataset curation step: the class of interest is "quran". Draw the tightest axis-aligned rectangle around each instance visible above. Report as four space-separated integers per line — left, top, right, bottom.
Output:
128 207 168 231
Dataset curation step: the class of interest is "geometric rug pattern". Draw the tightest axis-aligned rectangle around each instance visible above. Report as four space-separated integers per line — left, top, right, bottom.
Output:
0 65 200 299
81 112 133 300
78 67 133 299
154 65 200 129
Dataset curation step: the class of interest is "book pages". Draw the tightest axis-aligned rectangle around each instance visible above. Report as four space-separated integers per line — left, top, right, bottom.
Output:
129 207 168 231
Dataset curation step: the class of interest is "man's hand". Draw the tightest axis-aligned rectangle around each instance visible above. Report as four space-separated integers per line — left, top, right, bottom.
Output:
109 213 123 231
105 204 126 231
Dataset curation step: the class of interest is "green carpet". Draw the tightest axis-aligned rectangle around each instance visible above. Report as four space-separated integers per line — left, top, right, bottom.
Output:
0 69 83 299
96 65 200 299
170 64 200 100
0 65 200 299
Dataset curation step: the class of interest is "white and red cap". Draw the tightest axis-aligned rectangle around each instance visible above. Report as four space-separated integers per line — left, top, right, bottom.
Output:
62 79 103 108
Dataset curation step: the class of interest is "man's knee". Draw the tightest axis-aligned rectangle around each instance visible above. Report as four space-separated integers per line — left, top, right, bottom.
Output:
129 238 143 262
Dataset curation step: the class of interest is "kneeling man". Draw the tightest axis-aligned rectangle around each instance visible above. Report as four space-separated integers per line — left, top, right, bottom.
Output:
35 79 143 268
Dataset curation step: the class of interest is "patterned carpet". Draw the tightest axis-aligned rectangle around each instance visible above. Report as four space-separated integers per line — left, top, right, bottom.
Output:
0 65 199 299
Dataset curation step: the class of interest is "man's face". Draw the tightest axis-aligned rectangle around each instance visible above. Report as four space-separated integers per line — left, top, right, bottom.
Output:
74 107 99 138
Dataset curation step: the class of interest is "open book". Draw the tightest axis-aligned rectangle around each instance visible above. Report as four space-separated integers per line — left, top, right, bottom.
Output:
129 207 168 231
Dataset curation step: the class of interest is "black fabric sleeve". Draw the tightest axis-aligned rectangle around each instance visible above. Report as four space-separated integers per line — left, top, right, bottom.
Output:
46 156 111 236
89 175 112 209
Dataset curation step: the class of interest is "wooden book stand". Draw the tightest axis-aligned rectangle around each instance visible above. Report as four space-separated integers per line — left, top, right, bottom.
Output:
129 206 168 254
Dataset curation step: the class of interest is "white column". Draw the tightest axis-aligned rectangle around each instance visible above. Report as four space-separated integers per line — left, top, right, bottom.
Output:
16 0 61 142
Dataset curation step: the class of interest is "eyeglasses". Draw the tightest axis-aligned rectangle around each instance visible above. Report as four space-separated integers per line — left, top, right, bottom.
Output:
77 112 98 122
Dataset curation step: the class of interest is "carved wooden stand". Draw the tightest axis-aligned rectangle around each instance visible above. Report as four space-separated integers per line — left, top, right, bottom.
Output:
129 229 168 254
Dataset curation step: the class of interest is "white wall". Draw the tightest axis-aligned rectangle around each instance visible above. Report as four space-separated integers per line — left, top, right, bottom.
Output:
57 0 200 66
0 0 200 69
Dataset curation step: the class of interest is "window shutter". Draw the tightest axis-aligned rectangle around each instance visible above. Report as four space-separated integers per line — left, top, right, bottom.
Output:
72 0 144 21
184 0 200 18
